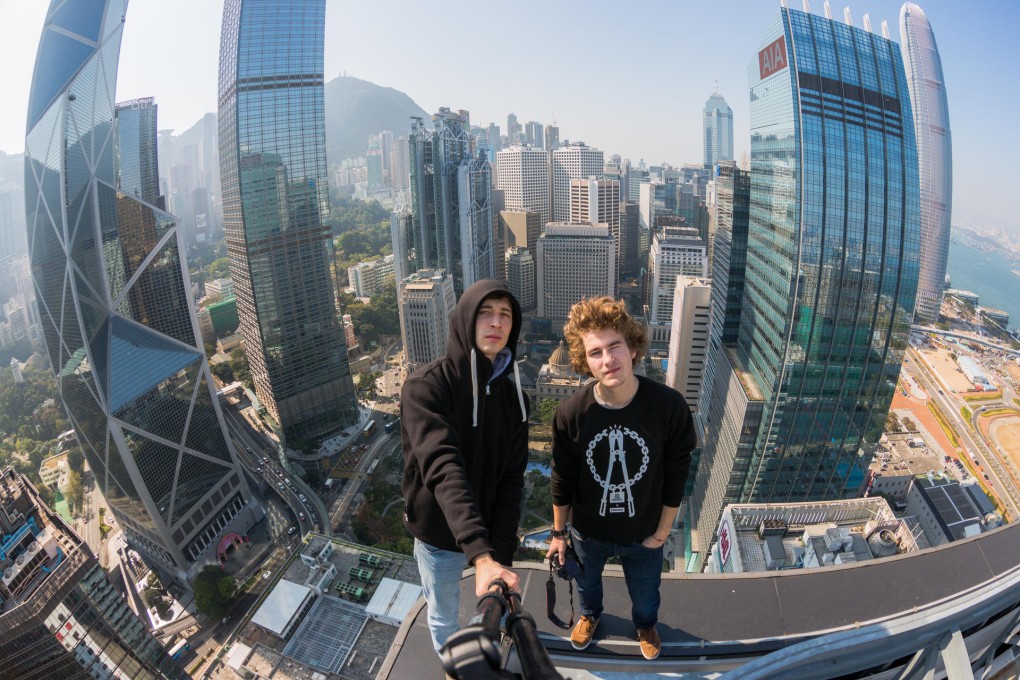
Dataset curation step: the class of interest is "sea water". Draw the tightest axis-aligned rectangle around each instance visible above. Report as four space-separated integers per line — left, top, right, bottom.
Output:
946 238 1020 330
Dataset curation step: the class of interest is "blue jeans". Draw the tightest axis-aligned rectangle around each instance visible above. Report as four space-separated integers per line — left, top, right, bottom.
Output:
414 538 468 654
571 527 663 629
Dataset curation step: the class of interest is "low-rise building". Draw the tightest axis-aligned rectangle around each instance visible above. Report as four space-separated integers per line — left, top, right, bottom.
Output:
708 497 921 574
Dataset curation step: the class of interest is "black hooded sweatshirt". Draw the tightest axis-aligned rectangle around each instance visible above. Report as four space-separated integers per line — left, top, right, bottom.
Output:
400 279 529 566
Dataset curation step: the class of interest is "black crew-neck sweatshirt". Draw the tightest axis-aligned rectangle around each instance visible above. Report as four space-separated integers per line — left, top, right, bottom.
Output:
550 376 696 543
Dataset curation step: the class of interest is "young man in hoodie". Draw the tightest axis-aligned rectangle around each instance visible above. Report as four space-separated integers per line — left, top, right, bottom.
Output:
546 296 695 660
400 279 529 654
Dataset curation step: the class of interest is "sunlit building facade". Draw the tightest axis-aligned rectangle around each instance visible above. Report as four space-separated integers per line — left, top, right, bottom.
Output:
218 0 358 444
690 6 920 559
25 0 259 583
0 467 187 679
900 2 953 324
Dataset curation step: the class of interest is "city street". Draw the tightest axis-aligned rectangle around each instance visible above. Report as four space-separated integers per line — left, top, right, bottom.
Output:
907 346 1020 519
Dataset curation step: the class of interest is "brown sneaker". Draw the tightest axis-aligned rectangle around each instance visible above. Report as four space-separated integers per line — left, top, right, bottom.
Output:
570 615 600 650
637 626 661 660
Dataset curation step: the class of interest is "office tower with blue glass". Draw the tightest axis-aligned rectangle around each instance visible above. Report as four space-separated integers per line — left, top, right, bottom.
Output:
25 0 259 583
900 2 952 324
406 108 495 296
219 0 358 444
703 89 734 166
115 98 162 207
689 7 920 564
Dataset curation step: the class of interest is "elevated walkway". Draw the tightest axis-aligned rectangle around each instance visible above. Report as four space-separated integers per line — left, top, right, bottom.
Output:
380 522 1020 678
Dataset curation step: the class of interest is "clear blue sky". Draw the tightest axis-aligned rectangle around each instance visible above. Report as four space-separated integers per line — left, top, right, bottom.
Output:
2 0 1018 233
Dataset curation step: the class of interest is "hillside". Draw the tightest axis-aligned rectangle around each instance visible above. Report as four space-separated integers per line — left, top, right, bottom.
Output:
324 75 429 163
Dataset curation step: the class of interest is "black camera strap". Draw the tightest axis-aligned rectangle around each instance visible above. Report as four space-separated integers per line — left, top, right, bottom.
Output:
546 564 574 630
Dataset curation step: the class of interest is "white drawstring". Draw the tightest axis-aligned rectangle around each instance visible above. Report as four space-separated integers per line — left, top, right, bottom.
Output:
471 348 479 427
513 360 527 422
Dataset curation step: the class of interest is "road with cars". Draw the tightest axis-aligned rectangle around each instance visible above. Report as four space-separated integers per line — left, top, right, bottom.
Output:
219 404 325 538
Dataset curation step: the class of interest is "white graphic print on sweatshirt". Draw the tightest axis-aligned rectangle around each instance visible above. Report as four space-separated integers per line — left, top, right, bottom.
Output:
584 426 650 517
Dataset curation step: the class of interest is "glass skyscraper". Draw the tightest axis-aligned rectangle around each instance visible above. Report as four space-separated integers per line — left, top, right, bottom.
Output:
690 6 920 560
218 0 358 444
741 5 920 500
406 108 495 296
900 2 952 324
25 0 258 583
115 98 162 208
703 89 734 165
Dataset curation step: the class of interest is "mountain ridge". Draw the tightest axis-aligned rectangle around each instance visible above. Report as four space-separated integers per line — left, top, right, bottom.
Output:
172 75 429 165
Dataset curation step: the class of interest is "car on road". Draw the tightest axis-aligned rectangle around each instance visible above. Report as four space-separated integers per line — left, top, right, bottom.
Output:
262 570 271 580
221 615 231 625
263 457 270 464
299 512 305 521
299 494 306 502
277 482 285 490
287 526 297 535
284 478 291 485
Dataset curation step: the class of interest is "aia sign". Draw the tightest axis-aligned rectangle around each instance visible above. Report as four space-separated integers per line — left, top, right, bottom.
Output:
759 35 788 79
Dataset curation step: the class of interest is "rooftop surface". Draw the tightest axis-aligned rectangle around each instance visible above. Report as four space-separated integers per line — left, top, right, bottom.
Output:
378 521 1020 678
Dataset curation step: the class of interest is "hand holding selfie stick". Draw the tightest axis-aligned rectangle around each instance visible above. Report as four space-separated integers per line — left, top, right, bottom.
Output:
441 579 565 680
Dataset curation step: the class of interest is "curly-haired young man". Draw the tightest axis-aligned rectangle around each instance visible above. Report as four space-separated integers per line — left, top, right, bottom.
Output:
546 296 696 660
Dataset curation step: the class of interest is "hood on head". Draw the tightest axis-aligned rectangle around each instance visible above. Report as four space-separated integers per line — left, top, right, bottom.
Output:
447 279 522 368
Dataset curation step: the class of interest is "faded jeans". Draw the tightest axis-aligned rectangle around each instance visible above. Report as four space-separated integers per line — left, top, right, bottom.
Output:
414 538 467 654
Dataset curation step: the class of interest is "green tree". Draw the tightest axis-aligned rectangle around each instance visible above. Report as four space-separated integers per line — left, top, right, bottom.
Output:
192 565 232 619
207 257 232 279
217 574 237 601
210 361 235 384
66 447 84 475
536 398 558 425
229 349 251 387
66 470 84 515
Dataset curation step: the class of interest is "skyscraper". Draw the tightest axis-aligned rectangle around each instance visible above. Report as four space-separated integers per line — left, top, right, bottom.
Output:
219 0 358 444
619 202 640 278
646 226 707 344
0 467 187 679
398 269 456 372
689 6 920 560
26 0 258 582
537 223 615 323
900 2 953 324
666 277 711 412
551 143 604 222
570 178 621 280
496 145 550 230
486 123 502 159
525 121 544 149
703 89 734 166
544 124 560 151
408 108 495 295
115 98 162 207
390 135 410 192
506 113 522 145
505 246 536 311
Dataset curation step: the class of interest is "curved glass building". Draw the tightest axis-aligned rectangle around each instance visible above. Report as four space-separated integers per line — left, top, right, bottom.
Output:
900 2 953 324
218 0 358 444
25 0 259 583
738 6 920 502
691 6 921 554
